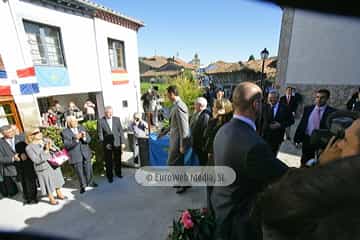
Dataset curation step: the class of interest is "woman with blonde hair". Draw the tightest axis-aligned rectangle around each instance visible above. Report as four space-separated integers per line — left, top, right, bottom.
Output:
25 128 66 205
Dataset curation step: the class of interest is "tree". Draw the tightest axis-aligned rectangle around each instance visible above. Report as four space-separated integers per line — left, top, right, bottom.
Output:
248 55 255 61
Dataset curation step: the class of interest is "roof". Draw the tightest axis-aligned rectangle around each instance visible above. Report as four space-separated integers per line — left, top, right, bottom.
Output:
140 56 195 70
205 57 277 78
74 0 144 27
141 70 180 78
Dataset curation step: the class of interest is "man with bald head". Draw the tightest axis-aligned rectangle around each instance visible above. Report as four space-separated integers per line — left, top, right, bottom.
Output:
257 118 360 239
211 82 289 240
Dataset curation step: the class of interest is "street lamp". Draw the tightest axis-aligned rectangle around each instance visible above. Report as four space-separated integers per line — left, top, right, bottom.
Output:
260 48 269 93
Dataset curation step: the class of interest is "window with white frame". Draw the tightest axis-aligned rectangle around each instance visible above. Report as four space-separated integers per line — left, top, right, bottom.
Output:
23 20 65 66
108 38 126 70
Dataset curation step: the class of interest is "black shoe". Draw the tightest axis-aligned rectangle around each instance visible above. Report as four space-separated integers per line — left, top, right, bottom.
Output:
23 200 31 205
89 182 98 188
176 187 187 194
173 186 180 188
30 199 38 204
117 175 123 178
108 178 113 183
80 187 86 194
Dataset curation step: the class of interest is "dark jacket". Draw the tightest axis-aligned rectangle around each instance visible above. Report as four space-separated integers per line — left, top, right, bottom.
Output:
0 135 24 177
294 105 336 143
98 116 125 147
279 95 299 114
256 154 360 240
211 118 288 240
61 126 92 164
190 109 210 153
262 103 294 146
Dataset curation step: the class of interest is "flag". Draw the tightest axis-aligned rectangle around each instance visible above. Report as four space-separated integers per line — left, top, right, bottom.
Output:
16 67 39 95
112 69 129 85
35 66 70 87
0 54 11 96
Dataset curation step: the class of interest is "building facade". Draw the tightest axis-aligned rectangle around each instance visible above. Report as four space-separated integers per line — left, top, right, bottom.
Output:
0 0 144 130
277 8 360 108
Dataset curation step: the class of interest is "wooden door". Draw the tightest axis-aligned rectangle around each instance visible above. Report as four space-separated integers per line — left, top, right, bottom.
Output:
0 96 23 132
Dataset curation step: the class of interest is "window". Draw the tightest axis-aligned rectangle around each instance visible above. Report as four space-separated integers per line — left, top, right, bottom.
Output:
108 38 126 70
0 97 23 132
23 20 65 66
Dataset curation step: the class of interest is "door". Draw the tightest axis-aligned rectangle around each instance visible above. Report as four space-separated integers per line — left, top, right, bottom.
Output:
0 96 23 132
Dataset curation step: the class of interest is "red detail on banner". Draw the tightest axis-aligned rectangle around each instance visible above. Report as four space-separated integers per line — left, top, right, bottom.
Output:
112 80 129 85
0 85 11 95
111 69 128 74
16 67 35 78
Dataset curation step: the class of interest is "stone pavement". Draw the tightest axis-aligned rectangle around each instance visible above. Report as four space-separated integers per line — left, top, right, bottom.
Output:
0 142 301 240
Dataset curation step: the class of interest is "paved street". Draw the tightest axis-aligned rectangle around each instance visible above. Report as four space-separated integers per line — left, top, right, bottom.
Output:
0 144 300 240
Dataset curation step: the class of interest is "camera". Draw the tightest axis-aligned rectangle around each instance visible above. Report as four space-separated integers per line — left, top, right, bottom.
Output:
310 110 360 150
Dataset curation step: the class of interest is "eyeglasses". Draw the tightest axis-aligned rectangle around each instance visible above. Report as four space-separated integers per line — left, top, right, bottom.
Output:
31 131 41 136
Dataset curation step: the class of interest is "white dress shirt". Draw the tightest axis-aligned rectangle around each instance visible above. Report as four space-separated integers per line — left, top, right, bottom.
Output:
106 117 113 131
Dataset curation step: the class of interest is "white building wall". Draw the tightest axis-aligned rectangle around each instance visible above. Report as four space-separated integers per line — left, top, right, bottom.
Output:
286 10 360 86
94 18 141 124
0 0 142 128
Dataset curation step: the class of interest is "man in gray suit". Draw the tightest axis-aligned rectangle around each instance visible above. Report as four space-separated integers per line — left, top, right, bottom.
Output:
98 106 125 183
62 116 98 194
211 82 289 240
159 85 190 194
0 125 21 197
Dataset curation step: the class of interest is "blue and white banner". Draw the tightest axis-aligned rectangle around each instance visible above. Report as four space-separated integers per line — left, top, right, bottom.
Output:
35 66 70 87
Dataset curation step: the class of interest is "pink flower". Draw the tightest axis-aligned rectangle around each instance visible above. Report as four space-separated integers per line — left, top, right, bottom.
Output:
181 210 194 229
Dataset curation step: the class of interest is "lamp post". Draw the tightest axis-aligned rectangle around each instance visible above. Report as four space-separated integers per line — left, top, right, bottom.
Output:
260 48 269 94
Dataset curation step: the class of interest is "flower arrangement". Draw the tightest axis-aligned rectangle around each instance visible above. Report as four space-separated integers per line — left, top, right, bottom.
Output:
168 208 215 240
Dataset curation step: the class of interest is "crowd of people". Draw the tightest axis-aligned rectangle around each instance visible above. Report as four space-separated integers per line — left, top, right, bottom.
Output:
44 99 97 127
0 105 126 205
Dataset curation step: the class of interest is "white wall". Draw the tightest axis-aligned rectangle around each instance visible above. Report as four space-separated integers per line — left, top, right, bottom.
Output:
94 18 141 123
286 10 360 85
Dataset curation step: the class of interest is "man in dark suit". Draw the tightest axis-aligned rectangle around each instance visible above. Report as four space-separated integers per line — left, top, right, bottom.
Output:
294 89 336 166
0 125 21 197
98 106 125 183
190 97 210 166
262 91 294 155
280 87 299 140
62 116 98 193
211 82 288 240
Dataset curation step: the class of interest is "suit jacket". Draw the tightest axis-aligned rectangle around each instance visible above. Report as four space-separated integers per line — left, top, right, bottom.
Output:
294 105 336 143
0 135 24 177
61 125 92 164
257 154 360 240
25 143 51 172
262 103 294 145
190 109 210 153
212 118 288 240
279 95 298 114
166 97 190 165
98 116 125 147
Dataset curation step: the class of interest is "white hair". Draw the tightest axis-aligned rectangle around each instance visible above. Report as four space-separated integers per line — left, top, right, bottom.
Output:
105 106 113 112
196 97 208 109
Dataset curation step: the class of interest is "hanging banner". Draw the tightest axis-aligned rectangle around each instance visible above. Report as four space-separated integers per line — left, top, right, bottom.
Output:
35 66 70 87
112 69 129 85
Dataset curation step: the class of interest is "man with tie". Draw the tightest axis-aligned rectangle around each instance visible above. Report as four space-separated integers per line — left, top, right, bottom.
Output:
98 106 125 183
262 91 294 155
0 125 22 197
280 87 299 140
294 89 336 166
62 116 98 193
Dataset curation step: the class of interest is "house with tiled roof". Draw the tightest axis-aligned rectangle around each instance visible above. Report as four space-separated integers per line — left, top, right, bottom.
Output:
204 57 277 90
139 56 195 82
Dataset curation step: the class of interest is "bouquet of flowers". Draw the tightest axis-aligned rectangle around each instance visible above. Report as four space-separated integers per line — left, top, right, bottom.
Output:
168 208 215 240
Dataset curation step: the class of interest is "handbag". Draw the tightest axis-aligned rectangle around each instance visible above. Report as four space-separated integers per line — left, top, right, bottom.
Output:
48 147 70 167
0 171 18 197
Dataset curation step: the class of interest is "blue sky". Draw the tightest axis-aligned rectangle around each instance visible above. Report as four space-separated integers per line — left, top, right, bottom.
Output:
93 0 282 65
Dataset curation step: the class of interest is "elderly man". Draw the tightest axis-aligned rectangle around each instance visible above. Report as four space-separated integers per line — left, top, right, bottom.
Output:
0 125 22 197
212 82 288 240
128 113 148 165
98 106 125 183
62 116 97 193
261 91 294 155
159 85 190 194
257 118 360 240
190 97 211 166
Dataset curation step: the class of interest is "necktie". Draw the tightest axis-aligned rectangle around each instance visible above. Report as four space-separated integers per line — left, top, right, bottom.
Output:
271 105 276 120
287 96 290 104
313 108 321 131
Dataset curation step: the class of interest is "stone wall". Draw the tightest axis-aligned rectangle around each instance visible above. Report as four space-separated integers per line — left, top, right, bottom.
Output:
288 83 358 110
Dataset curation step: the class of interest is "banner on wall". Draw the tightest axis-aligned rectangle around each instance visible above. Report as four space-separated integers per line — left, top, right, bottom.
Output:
112 69 129 85
35 66 70 87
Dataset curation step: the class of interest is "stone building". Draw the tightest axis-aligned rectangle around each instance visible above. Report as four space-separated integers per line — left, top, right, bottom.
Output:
277 8 360 108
